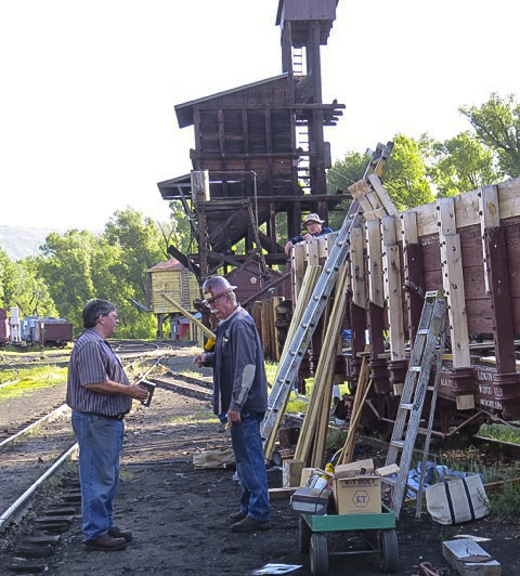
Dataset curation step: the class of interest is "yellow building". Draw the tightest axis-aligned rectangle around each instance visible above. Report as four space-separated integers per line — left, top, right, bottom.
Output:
146 259 200 315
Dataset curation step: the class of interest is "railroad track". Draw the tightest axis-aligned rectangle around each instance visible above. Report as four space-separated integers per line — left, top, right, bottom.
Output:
0 341 176 371
148 373 213 402
0 404 77 535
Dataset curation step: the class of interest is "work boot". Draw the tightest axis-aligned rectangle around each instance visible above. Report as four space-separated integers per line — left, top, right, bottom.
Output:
228 511 247 523
231 516 270 533
109 526 133 542
85 534 127 551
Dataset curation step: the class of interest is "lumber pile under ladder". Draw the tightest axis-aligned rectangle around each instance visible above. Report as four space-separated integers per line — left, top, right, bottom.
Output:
293 262 351 467
263 265 322 460
337 352 372 465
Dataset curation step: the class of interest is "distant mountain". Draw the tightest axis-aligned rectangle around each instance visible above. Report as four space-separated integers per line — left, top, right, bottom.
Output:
0 226 63 260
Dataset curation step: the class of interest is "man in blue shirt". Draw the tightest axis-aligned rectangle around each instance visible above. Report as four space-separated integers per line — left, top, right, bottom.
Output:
193 276 270 533
284 213 333 255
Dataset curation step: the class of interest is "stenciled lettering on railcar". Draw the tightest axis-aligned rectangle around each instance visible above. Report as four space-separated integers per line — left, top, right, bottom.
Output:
419 235 440 247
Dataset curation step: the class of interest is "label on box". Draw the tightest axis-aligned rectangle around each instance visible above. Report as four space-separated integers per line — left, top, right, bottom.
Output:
334 475 381 514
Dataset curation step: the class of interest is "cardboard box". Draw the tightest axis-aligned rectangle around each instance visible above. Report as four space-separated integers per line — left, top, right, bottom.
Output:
333 475 382 514
334 459 375 479
282 459 305 488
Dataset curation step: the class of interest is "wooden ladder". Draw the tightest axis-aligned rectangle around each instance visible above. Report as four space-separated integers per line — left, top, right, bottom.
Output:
383 290 448 518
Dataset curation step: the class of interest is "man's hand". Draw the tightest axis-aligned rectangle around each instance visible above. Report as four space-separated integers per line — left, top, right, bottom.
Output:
227 408 241 425
129 384 149 402
284 241 294 256
193 354 207 367
302 233 313 241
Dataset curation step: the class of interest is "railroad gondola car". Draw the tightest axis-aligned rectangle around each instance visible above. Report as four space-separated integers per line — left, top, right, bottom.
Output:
20 316 73 347
287 174 520 436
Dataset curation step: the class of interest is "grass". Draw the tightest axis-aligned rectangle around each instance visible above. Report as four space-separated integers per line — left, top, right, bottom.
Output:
431 442 520 521
477 422 520 445
488 481 520 522
167 409 219 426
0 365 67 399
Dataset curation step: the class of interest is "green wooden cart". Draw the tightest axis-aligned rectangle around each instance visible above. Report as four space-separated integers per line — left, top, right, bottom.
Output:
299 511 398 576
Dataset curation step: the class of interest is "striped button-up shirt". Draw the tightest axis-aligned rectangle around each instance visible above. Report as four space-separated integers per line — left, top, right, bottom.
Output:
66 328 132 416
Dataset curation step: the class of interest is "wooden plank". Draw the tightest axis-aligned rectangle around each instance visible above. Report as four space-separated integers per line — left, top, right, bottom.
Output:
438 198 471 368
268 487 297 500
308 237 320 266
264 265 322 460
382 216 405 361
366 220 384 307
292 242 307 302
366 174 397 216
272 296 284 361
350 225 366 309
401 210 418 245
294 263 350 467
479 185 500 295
317 236 328 260
409 176 520 237
159 293 213 339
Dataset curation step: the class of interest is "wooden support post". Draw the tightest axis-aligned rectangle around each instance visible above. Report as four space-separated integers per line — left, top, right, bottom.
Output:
291 242 307 303
347 225 366 382
192 170 210 280
308 237 320 266
401 211 425 348
382 215 407 394
438 197 474 409
479 186 520 418
366 219 389 393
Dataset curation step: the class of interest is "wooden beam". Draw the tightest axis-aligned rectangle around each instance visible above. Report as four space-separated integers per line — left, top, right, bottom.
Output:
350 226 366 309
159 293 213 339
366 220 384 308
382 215 405 361
478 185 500 295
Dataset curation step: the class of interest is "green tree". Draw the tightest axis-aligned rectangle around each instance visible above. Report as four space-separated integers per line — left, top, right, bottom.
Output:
160 202 193 255
427 132 501 197
38 230 97 327
0 248 11 307
102 209 165 338
5 258 57 317
460 93 520 178
382 134 435 210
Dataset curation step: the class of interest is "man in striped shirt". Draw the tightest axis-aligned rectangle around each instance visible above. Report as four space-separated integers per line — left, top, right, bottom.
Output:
67 299 148 551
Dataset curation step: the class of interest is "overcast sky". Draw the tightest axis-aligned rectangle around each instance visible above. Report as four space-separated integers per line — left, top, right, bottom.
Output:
1 0 519 230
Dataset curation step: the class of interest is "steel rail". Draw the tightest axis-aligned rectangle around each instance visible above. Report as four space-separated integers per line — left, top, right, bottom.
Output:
0 404 71 451
0 442 78 533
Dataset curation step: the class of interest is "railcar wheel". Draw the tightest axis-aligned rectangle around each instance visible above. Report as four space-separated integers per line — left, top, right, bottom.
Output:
310 533 328 576
379 529 399 573
298 516 311 554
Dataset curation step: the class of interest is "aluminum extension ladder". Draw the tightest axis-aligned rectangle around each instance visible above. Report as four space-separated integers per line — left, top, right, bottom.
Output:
260 143 393 451
382 291 448 518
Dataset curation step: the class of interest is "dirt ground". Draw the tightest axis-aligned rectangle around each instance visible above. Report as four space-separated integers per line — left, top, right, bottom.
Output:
2 347 520 576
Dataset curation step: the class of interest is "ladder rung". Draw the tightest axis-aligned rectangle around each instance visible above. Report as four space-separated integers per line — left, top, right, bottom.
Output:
400 403 414 410
390 440 405 449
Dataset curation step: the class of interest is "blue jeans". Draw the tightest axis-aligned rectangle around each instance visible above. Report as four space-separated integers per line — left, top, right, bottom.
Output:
71 411 124 541
230 409 270 521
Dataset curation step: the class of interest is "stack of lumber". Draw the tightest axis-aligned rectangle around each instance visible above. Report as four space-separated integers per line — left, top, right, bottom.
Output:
293 262 351 467
263 265 322 460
